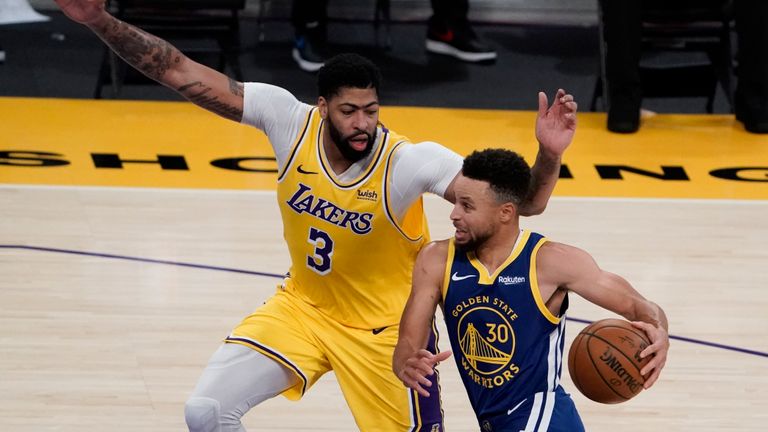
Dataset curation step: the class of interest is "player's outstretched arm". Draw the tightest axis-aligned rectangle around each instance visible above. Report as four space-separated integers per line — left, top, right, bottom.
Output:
393 241 452 397
55 0 244 122
537 242 669 389
519 89 578 216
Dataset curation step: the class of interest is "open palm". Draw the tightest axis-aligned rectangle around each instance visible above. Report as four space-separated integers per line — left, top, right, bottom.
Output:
535 89 578 156
55 0 106 25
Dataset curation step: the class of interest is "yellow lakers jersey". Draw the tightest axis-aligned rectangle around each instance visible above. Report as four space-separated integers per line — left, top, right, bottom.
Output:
276 108 430 329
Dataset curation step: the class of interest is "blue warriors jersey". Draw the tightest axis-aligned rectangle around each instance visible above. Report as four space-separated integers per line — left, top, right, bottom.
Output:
442 231 584 431
276 108 429 330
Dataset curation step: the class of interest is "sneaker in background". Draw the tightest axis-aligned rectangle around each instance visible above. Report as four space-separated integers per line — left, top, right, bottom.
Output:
425 25 497 63
292 24 327 72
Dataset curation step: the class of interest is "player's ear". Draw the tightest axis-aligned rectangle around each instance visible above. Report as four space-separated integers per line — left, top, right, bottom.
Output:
318 96 328 118
499 202 516 222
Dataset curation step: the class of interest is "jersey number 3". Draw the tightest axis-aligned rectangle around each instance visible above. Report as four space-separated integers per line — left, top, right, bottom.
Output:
307 227 334 275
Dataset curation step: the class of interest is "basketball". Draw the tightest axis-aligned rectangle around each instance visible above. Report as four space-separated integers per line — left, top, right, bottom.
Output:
567 318 651 404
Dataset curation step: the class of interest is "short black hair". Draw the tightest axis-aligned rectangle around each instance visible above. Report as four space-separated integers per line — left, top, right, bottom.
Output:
317 53 382 100
462 148 531 205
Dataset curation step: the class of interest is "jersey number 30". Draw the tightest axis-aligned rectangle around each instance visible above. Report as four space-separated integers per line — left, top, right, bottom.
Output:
307 227 334 275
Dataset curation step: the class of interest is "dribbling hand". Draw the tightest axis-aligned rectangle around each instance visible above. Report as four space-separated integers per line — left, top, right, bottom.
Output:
631 320 670 389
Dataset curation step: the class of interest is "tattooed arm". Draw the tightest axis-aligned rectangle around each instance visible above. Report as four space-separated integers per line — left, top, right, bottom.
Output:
55 0 244 122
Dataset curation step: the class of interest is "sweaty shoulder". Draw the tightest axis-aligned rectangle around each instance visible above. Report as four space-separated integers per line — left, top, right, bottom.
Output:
537 240 571 269
420 239 451 261
536 241 595 288
416 239 452 278
241 82 313 170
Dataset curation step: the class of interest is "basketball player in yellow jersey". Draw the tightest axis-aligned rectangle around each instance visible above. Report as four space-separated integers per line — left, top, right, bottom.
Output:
56 2 578 430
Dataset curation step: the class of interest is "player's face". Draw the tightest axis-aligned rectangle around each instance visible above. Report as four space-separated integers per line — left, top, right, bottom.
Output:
320 87 380 162
450 175 499 251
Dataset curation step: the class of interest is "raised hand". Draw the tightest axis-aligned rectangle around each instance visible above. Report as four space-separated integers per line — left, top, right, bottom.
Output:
396 349 452 397
631 320 670 389
55 0 107 25
536 89 578 157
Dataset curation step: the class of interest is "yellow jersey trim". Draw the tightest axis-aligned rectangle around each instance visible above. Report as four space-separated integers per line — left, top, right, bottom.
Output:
277 107 315 182
468 230 532 285
430 318 445 420
410 389 423 430
224 336 309 399
529 238 560 325
382 140 425 242
317 124 389 189
408 317 444 430
441 239 457 300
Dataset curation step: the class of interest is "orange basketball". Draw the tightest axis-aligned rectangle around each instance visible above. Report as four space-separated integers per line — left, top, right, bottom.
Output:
567 318 651 404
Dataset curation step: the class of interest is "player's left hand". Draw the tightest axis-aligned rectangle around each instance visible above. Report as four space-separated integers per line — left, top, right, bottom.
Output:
536 89 577 157
396 349 452 397
631 321 669 389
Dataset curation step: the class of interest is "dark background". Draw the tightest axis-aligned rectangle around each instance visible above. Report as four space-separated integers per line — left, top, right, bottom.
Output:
0 10 733 114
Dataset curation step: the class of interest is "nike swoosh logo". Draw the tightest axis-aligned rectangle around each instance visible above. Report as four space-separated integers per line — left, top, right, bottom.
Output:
507 398 527 415
372 326 388 335
297 164 318 175
451 272 476 282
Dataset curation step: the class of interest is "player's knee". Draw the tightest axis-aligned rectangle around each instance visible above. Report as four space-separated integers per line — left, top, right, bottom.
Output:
185 396 221 432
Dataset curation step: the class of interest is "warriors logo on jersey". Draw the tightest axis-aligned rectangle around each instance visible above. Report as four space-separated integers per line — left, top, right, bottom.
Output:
455 304 521 387
442 231 571 423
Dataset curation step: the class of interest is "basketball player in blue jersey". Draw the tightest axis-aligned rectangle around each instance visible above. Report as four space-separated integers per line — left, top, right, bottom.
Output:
394 149 670 431
56 2 579 430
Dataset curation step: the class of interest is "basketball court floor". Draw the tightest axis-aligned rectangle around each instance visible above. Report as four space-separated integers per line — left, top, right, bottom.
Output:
1 97 767 431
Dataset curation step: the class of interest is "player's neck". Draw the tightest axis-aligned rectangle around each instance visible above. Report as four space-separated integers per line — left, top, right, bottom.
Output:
474 224 521 275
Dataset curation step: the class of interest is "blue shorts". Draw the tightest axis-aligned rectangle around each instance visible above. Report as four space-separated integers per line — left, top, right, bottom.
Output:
478 386 584 432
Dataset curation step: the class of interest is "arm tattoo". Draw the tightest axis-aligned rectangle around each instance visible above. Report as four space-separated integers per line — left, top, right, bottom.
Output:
177 81 243 122
95 17 181 82
95 16 243 122
228 77 244 97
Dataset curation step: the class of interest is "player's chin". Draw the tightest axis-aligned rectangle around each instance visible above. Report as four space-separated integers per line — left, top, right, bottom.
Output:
454 232 470 246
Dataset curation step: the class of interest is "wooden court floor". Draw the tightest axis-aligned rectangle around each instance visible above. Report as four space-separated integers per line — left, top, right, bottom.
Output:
1 188 766 431
1 97 767 431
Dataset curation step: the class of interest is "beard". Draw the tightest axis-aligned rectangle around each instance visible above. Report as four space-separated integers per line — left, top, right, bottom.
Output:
454 229 492 252
327 118 377 163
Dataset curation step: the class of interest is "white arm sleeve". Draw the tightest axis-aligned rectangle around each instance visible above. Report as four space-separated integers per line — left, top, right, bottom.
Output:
388 141 463 219
241 82 313 170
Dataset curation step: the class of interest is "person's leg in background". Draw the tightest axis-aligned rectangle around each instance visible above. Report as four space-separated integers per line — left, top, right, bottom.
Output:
734 0 768 133
599 0 643 133
425 0 497 63
292 0 329 72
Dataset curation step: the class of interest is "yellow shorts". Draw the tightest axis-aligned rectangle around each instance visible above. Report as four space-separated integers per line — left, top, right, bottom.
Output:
226 288 444 432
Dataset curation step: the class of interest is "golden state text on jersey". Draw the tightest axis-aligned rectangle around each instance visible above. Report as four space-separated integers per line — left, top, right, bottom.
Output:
276 108 430 330
441 231 569 421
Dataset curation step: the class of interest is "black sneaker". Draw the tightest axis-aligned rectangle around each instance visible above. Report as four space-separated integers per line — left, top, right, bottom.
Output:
607 109 641 133
426 26 497 63
735 104 768 134
738 116 768 134
292 35 326 73
606 89 642 133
